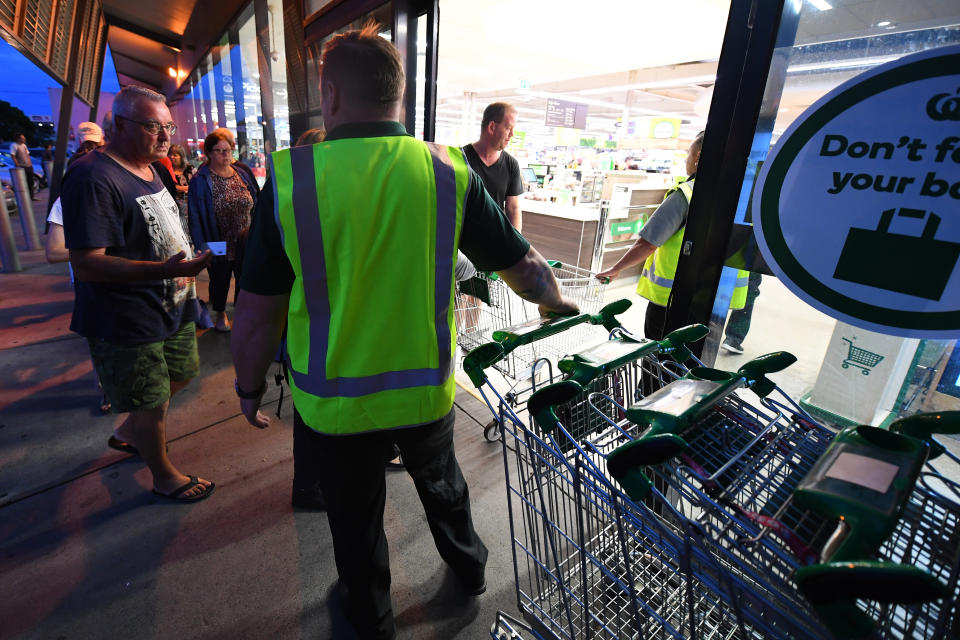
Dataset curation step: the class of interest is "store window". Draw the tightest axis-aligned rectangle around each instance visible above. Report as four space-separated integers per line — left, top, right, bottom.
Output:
711 1 960 425
169 0 289 185
433 0 730 282
303 2 393 133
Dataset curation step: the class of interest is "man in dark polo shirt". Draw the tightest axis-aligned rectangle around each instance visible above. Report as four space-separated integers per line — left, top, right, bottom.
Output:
230 26 576 640
463 102 524 231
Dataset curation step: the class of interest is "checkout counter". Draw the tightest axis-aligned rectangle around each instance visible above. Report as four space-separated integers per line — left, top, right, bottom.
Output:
518 171 671 276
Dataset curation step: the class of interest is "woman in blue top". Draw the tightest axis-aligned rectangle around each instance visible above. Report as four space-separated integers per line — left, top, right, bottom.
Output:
188 130 259 332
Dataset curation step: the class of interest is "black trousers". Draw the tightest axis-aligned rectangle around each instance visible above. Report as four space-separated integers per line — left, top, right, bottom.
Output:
642 302 668 397
723 271 763 348
20 165 37 195
206 258 240 312
294 408 488 640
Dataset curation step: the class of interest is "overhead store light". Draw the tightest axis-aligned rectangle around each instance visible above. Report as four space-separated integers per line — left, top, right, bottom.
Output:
578 75 718 95
787 54 900 73
806 0 832 9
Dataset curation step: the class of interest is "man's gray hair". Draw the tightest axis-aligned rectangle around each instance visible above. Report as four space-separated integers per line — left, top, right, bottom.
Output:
112 85 166 127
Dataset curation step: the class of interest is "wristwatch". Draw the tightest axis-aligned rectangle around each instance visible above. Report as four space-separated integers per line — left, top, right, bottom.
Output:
235 378 267 399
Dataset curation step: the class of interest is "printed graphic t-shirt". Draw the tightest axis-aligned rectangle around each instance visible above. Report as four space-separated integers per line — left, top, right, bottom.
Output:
61 150 197 344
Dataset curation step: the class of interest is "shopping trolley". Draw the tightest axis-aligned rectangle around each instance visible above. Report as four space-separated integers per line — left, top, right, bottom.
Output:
455 261 608 382
466 319 738 639
562 357 960 638
529 351 838 638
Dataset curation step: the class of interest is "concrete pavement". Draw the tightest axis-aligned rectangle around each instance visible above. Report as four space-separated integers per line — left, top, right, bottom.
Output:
0 191 525 639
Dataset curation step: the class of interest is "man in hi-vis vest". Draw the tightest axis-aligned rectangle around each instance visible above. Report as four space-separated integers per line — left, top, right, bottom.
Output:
231 25 577 640
596 131 747 341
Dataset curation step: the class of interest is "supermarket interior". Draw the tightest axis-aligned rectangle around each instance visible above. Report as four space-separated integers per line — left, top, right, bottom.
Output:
1 0 959 639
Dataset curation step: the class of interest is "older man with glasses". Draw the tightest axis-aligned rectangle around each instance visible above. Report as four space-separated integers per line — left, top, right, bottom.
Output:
60 85 216 502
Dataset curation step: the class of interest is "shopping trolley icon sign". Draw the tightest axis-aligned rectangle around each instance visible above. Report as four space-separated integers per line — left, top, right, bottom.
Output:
833 208 960 301
840 336 885 375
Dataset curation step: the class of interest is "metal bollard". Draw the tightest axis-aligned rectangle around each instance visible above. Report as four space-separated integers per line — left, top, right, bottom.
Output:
10 167 40 250
0 186 21 272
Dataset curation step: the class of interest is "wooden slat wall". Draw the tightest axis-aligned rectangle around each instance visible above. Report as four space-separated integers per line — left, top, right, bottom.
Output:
0 0 103 106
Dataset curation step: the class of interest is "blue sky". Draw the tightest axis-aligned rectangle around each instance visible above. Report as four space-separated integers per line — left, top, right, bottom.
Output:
0 38 120 119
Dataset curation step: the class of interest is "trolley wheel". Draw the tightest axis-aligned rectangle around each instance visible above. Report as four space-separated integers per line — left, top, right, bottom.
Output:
483 419 501 442
861 369 870 375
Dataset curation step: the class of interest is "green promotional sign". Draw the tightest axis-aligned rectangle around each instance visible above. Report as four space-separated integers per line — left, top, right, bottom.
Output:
753 45 960 339
610 220 641 236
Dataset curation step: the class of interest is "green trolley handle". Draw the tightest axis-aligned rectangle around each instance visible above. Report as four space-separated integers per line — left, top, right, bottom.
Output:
527 324 711 437
791 411 960 638
558 324 709 387
604 351 798 501
462 298 631 387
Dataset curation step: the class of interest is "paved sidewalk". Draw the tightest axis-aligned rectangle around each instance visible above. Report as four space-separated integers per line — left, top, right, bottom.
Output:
0 198 526 639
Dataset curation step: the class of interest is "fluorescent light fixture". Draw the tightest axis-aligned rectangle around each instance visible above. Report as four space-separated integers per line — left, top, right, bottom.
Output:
579 75 717 95
877 20 891 27
806 0 832 9
787 54 900 73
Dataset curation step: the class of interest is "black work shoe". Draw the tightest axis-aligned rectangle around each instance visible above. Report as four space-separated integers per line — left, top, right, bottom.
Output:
455 570 487 596
292 487 326 510
384 443 404 470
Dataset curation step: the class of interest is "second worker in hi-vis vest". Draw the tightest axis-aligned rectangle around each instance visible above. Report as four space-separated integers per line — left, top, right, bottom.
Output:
595 131 748 342
230 25 578 640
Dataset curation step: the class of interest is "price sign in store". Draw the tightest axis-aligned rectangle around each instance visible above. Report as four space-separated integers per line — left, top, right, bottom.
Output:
752 45 960 339
545 99 588 130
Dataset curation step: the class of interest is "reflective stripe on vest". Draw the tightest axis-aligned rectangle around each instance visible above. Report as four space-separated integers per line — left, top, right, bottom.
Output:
635 180 694 306
730 269 749 309
270 137 467 434
635 179 749 309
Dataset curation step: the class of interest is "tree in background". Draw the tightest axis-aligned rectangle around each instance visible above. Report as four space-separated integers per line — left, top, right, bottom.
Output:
0 100 40 144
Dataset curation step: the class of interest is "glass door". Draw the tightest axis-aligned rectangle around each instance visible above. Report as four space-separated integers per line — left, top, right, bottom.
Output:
674 0 960 425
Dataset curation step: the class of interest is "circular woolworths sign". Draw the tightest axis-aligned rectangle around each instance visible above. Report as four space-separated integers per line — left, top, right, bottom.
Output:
753 45 960 339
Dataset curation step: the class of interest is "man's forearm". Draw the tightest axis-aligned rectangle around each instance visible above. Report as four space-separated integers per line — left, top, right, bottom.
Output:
604 238 656 275
71 251 177 282
70 248 211 282
232 290 289 393
497 246 568 311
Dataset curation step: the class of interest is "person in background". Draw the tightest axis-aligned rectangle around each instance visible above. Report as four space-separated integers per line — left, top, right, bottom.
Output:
46 123 107 263
596 131 747 346
188 130 259 333
231 26 577 639
721 271 762 354
462 102 523 231
42 144 54 183
210 127 257 187
45 122 108 412
10 133 38 200
168 144 193 241
61 85 214 502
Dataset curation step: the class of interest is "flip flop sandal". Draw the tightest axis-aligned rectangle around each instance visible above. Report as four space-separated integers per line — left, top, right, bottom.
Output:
152 476 216 503
108 435 139 456
99 394 112 414
107 436 168 456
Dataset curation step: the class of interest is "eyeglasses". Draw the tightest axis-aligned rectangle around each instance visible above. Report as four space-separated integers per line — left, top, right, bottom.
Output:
117 115 177 136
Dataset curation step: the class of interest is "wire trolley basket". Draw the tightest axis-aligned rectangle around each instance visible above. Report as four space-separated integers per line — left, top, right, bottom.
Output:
455 261 608 382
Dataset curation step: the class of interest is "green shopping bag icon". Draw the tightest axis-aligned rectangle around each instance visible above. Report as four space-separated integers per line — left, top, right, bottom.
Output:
833 207 960 301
